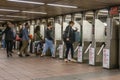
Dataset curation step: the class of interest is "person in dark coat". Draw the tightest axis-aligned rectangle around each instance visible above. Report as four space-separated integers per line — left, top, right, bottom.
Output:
64 21 77 62
2 22 15 57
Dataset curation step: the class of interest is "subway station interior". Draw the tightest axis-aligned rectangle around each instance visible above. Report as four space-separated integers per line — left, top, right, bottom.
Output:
0 0 120 80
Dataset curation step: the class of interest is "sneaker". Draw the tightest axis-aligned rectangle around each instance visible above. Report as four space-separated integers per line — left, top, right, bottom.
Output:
9 53 12 57
25 54 30 57
70 59 77 62
19 54 23 57
10 51 14 53
17 52 20 55
41 53 45 57
7 54 9 58
64 59 68 62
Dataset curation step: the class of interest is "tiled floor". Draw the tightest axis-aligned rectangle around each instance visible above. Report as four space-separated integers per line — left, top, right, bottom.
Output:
0 49 120 80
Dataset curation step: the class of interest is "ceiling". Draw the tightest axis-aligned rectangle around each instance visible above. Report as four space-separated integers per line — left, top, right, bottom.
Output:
0 0 120 22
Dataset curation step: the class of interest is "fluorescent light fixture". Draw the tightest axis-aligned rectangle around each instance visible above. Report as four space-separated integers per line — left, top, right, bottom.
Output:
47 3 78 8
99 10 108 13
7 0 45 5
6 15 27 18
0 15 4 16
0 18 13 20
22 11 47 14
0 9 19 12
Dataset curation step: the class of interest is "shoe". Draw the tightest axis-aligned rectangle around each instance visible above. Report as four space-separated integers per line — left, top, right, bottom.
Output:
70 59 77 62
64 59 68 62
19 54 23 57
17 52 20 55
9 53 12 57
7 54 9 57
25 54 30 57
41 53 45 57
10 51 14 53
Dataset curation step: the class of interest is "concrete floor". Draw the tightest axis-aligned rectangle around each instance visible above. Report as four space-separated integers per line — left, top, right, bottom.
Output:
0 49 120 80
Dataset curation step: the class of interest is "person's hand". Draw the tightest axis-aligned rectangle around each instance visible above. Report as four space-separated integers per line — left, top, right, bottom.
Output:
75 27 78 31
66 38 69 41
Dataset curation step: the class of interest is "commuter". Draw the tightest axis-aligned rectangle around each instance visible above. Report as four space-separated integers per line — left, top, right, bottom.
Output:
63 21 77 62
2 22 15 57
41 23 55 57
34 26 43 56
18 23 30 57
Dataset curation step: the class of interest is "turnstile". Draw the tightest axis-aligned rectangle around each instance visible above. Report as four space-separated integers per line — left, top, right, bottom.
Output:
103 19 119 69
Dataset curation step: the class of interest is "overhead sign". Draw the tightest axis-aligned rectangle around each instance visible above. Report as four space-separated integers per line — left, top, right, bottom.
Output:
110 7 119 15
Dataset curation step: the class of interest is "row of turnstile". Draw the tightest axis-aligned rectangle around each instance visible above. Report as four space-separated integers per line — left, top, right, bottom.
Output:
14 10 120 69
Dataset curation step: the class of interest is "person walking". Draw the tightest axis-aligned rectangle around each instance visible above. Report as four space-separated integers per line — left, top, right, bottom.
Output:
2 22 15 57
41 23 55 57
19 23 30 57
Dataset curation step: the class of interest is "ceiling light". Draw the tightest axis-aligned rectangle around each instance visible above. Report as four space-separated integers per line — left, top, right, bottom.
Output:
6 15 27 18
22 11 47 14
47 4 78 8
0 9 19 12
7 0 45 5
0 15 4 16
0 18 13 21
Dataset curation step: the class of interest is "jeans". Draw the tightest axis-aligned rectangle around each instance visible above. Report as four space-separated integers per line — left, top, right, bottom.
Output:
2 39 6 48
42 38 55 56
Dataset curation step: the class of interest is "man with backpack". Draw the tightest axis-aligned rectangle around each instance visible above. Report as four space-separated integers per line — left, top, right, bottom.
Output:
2 22 15 57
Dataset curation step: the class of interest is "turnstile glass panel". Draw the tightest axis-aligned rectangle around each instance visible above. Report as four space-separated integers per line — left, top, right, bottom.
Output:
95 19 105 42
83 20 92 41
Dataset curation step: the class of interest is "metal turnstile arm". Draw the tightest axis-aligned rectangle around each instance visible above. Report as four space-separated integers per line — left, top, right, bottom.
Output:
84 42 92 54
97 43 105 55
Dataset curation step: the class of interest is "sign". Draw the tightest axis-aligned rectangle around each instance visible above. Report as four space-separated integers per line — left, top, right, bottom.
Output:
110 7 119 15
77 46 83 62
59 45 64 59
103 49 110 68
89 48 95 65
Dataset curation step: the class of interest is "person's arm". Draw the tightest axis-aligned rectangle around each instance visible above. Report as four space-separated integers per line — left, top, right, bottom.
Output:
24 29 29 40
2 28 8 35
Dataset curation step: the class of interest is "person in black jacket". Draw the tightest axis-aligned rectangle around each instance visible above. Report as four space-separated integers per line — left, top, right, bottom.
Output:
2 22 15 57
64 21 77 62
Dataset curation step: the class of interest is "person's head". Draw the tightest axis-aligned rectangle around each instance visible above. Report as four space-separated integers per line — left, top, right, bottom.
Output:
69 21 74 27
47 23 52 29
7 21 14 28
35 26 40 33
25 22 29 29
